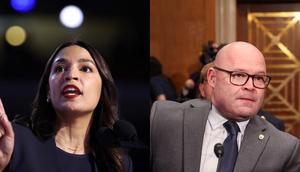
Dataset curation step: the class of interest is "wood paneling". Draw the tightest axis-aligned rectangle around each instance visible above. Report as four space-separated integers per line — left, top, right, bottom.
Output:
151 0 216 92
237 4 300 138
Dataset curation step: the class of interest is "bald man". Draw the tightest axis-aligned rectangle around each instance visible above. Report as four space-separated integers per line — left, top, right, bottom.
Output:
151 42 300 172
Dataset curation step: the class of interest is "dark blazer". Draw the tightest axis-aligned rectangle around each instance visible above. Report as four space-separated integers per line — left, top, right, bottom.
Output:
6 123 132 172
150 99 300 172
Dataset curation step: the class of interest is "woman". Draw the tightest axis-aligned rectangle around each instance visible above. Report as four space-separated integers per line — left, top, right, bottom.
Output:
0 41 132 172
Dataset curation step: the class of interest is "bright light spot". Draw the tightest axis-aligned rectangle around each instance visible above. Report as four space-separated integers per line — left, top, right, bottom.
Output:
59 5 84 29
10 0 36 13
295 12 300 20
5 26 27 46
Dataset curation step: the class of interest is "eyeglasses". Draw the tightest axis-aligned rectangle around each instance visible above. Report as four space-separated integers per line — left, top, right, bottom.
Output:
214 66 271 89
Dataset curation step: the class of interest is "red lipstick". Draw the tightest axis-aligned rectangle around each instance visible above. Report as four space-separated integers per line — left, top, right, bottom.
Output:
62 85 82 99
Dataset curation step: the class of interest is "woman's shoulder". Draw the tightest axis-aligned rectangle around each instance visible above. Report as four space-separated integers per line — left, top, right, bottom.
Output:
9 117 58 172
11 115 41 142
12 114 32 131
12 114 32 128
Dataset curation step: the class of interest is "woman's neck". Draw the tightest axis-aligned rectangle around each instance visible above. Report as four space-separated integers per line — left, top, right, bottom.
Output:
55 112 93 155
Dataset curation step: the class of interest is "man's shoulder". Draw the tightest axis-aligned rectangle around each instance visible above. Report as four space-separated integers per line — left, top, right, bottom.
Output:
152 99 210 110
181 99 211 108
150 99 211 127
254 115 299 144
268 123 298 142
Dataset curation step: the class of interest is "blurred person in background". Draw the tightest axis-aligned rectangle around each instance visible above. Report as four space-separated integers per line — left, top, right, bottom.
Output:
150 56 177 103
180 41 226 101
198 62 214 100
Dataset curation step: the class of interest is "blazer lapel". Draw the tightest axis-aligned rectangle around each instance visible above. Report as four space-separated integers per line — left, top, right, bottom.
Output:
234 116 269 172
183 102 211 172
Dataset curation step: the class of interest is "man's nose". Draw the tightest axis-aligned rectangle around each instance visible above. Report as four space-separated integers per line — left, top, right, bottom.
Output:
242 77 255 90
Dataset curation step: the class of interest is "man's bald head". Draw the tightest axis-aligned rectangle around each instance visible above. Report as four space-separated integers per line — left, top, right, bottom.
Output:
214 41 266 72
207 41 268 121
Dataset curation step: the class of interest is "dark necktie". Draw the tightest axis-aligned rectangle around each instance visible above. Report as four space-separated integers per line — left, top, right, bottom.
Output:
219 120 240 172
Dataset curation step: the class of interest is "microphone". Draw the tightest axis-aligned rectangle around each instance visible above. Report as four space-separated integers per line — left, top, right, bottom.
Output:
214 143 224 172
113 120 138 142
95 127 119 147
214 143 224 158
95 120 146 149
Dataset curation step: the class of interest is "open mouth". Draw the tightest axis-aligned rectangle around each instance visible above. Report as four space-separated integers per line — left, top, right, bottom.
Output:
62 85 82 98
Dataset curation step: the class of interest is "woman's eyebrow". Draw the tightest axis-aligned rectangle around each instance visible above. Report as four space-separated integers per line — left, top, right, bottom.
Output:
52 58 96 65
78 58 96 65
53 58 66 64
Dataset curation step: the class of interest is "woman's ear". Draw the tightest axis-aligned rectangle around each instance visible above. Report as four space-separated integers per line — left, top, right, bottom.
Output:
207 67 216 88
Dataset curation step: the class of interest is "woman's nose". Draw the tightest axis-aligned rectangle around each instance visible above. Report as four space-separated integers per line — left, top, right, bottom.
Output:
65 76 79 81
65 67 79 81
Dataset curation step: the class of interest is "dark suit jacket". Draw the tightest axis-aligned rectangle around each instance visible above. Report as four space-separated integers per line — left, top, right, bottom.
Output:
150 99 300 172
6 123 132 172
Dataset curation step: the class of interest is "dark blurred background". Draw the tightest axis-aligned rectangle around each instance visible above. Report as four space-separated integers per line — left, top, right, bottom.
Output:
0 0 149 171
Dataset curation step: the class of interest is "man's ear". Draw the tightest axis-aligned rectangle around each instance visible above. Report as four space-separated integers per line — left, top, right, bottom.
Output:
198 83 205 98
207 67 216 88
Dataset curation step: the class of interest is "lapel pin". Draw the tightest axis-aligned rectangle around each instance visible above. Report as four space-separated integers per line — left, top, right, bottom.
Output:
258 134 264 140
260 115 266 120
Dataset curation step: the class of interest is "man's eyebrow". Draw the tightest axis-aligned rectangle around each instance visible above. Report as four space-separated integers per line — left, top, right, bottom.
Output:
233 69 266 75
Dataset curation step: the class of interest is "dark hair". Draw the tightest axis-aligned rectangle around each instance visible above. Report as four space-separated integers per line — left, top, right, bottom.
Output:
199 41 227 65
31 40 124 172
150 56 162 77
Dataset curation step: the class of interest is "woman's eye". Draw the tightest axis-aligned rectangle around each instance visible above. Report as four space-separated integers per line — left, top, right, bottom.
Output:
80 66 92 73
54 66 65 73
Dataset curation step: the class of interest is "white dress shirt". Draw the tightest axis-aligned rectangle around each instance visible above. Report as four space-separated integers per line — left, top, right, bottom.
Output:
199 105 249 172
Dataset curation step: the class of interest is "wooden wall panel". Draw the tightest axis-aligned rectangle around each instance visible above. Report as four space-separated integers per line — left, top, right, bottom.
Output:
237 4 300 138
151 0 215 92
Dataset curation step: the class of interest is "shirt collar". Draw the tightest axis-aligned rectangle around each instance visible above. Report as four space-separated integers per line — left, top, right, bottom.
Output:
208 105 249 135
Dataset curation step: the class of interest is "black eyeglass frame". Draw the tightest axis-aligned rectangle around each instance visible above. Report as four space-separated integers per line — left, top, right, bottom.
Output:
213 66 272 89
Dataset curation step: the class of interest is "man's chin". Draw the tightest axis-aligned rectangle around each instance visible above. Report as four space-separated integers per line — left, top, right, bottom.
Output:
235 109 257 120
235 115 252 122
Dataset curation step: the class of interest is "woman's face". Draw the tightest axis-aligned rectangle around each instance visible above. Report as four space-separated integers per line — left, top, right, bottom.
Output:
48 45 102 116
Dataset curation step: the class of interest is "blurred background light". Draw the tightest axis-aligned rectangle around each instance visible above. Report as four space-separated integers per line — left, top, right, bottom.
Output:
10 0 36 13
5 26 27 46
59 5 84 28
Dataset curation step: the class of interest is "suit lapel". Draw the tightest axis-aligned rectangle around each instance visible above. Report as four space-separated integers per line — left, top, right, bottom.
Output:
234 116 269 172
183 102 211 172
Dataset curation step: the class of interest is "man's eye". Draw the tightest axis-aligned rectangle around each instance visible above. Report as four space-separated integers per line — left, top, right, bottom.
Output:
232 73 247 78
254 76 265 81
